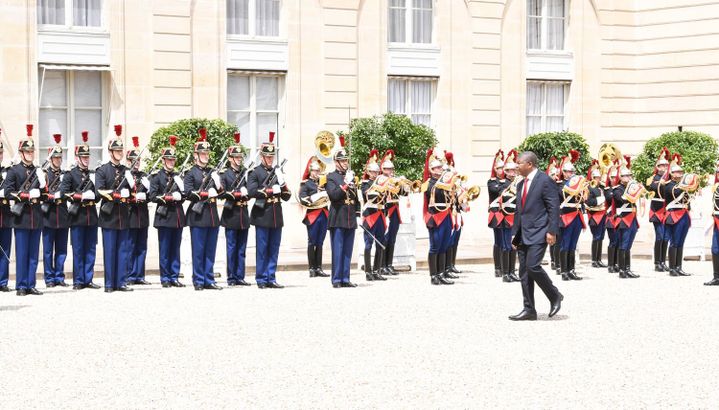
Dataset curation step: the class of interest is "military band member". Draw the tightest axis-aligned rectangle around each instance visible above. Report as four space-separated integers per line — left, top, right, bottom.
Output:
648 148 671 272
2 124 44 295
0 135 11 292
605 161 620 273
325 135 360 288
706 160 719 286
663 155 693 277
487 150 507 278
424 148 454 285
299 156 330 278
613 159 640 279
361 150 388 282
247 132 291 289
444 151 462 278
585 160 607 268
221 132 252 286
545 157 561 273
498 150 520 282
61 131 100 290
126 137 151 285
42 133 69 287
96 125 134 292
184 128 223 291
380 150 405 276
558 151 584 281
148 135 186 288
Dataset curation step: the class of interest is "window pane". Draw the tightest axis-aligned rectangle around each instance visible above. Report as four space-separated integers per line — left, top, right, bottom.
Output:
527 0 541 16
256 77 278 110
256 113 278 147
227 111 251 146
547 0 565 17
256 0 280 37
547 18 565 50
546 116 564 132
545 83 565 115
74 71 102 107
412 6 432 43
527 16 541 49
526 117 542 136
89 148 103 167
388 0 406 42
411 114 431 127
410 81 432 115
227 75 250 110
387 79 407 114
40 70 67 107
227 0 249 35
73 0 102 27
526 83 543 116
74 110 103 147
39 109 68 147
38 0 65 25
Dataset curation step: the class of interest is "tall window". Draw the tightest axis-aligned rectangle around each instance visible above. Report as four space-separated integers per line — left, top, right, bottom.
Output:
227 0 280 37
526 81 568 135
388 78 435 127
39 69 104 164
527 0 565 50
38 0 102 27
227 74 282 151
388 0 433 44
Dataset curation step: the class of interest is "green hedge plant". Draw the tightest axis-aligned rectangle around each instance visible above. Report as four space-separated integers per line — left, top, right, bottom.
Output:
516 131 591 175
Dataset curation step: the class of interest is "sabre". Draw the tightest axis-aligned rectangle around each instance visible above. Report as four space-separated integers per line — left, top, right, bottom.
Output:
359 223 386 250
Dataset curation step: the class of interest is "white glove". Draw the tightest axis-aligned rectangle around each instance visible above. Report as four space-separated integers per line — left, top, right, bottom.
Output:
1 171 6 180
595 195 606 206
82 190 95 201
135 192 146 201
207 188 218 198
141 176 150 190
173 175 184 192
272 184 281 195
120 188 130 198
36 169 46 189
53 191 61 200
344 171 354 185
0 189 4 198
240 187 248 197
124 170 135 187
211 171 221 188
172 192 182 202
310 191 328 202
275 169 285 186
29 188 41 199
90 173 95 185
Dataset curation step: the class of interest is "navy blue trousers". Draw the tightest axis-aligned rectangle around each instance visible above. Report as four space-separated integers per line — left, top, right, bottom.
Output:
42 227 68 285
102 228 130 289
560 217 583 252
385 208 401 245
653 221 670 243
190 226 219 287
157 227 182 284
451 226 462 248
226 228 249 282
497 227 512 252
306 212 328 246
666 214 690 248
71 226 97 285
0 228 12 287
255 226 282 285
428 218 452 254
607 226 617 248
617 222 639 251
712 225 719 255
127 227 148 282
14 229 41 290
330 227 354 284
590 218 606 241
364 220 386 252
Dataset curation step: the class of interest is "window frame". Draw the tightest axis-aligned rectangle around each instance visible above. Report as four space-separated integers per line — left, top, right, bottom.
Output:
388 0 435 46
387 76 437 129
226 0 282 39
37 0 106 32
526 0 568 52
525 80 570 136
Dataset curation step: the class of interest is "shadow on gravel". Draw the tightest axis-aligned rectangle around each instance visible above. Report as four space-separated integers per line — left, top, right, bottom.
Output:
539 314 569 321
0 305 30 312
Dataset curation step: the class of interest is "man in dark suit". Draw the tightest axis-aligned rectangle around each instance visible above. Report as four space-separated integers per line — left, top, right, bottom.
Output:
509 151 564 321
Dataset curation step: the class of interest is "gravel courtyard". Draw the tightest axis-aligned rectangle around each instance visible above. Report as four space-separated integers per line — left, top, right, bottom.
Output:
1 260 718 409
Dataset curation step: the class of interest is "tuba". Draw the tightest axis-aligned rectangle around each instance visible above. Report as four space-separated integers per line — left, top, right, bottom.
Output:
598 143 622 183
315 131 335 164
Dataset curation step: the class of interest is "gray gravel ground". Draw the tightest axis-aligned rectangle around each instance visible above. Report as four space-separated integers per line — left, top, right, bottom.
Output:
1 260 718 409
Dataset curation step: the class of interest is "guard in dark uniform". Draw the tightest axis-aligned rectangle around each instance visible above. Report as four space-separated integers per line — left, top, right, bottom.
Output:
184 128 223 291
614 160 640 279
2 124 44 295
361 150 388 282
558 151 585 281
424 148 454 285
325 135 360 288
0 135 12 293
61 131 100 290
444 150 462 279
148 135 186 288
706 160 719 286
664 155 694 277
42 133 69 287
648 148 670 272
550 157 565 275
605 161 620 273
299 155 330 278
221 132 251 286
487 150 506 278
585 160 607 268
96 124 134 292
380 150 407 276
126 136 151 285
498 150 520 282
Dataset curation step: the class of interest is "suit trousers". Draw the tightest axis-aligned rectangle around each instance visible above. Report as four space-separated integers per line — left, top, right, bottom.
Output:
517 242 560 313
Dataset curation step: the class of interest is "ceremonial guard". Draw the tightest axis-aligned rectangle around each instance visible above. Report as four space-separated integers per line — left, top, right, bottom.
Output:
42 133 69 287
444 151 462 278
648 148 671 271
62 131 100 290
0 134 11 292
2 124 44 295
299 155 330 278
380 150 406 276
557 151 585 281
545 157 561 273
149 135 186 288
361 150 388 282
220 132 252 286
184 128 223 291
605 161 620 273
325 134 360 288
423 148 454 285
613 158 640 278
247 132 291 289
487 150 507 277
126 137 151 285
498 150 520 282
663 154 698 277
706 160 719 286
585 160 607 268
96 125 133 292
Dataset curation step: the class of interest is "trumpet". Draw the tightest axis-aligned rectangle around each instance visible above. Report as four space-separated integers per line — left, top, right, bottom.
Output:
390 176 422 193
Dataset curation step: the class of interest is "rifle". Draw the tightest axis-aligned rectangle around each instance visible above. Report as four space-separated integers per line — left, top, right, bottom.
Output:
222 157 256 210
100 145 146 215
156 153 191 218
10 151 52 216
41 166 64 214
254 158 287 209
190 149 229 215
67 161 101 216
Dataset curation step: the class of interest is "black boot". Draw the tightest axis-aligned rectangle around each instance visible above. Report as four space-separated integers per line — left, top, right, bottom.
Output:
618 250 628 278
449 246 461 273
560 250 570 281
590 240 598 267
509 249 520 281
612 246 620 273
493 246 501 277
385 244 399 275
315 246 329 277
674 247 690 276
668 247 678 276
430 253 453 285
653 241 663 271
550 244 557 272
705 254 719 285
659 240 669 272
624 250 639 278
502 251 516 282
554 245 561 275
373 248 387 281
308 245 318 277
437 253 454 284
365 252 374 281
594 240 607 268
567 251 583 280
442 250 459 279
607 245 616 273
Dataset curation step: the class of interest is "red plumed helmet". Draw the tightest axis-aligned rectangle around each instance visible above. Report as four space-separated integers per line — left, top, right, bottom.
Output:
114 124 122 137
132 136 139 148
234 132 241 144
81 131 89 143
53 133 62 144
624 155 631 168
569 149 580 163
269 131 275 143
445 151 455 167
672 153 682 164
198 128 207 141
339 134 346 147
169 135 177 146
423 147 434 181
26 124 33 137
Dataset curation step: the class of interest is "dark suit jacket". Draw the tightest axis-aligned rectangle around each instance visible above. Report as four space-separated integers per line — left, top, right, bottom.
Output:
512 170 559 246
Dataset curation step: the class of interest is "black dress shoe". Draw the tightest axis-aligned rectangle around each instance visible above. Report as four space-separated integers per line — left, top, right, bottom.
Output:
204 283 222 290
104 288 114 293
494 269 502 278
309 269 318 278
592 261 608 268
135 279 151 285
562 273 570 281
449 266 461 274
16 289 28 296
509 310 537 321
194 285 204 291
73 284 85 290
227 281 238 287
624 270 640 279
340 282 357 288
654 263 665 272
549 293 564 318
171 280 186 287
0 285 10 292
117 286 134 292
365 273 374 281
502 274 517 283
266 282 284 289
431 275 454 285
443 271 459 279
372 272 388 281
257 283 268 289
162 282 172 288
56 281 69 287
567 271 583 280
704 278 719 286
509 272 521 282
86 283 101 289
46 282 56 288
332 283 342 288
315 270 330 278
28 288 43 295
236 280 251 286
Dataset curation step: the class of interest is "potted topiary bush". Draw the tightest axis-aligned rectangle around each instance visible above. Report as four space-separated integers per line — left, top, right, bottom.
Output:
516 131 592 175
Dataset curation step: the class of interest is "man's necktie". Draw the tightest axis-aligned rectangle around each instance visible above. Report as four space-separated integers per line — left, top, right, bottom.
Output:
521 178 529 209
